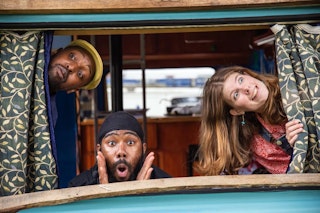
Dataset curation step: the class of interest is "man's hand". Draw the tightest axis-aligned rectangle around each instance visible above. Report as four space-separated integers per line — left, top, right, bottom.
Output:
97 151 109 184
136 152 155 180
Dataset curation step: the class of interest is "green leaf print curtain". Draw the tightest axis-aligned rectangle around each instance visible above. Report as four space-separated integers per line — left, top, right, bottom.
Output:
272 24 320 173
0 31 58 196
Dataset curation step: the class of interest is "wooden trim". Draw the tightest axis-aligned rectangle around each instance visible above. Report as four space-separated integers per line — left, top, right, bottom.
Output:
1 174 319 212
80 116 201 126
54 25 270 35
0 0 318 14
1 4 319 33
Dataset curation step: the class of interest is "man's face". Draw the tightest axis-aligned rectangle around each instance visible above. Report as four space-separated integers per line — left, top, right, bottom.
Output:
99 129 145 182
48 46 95 93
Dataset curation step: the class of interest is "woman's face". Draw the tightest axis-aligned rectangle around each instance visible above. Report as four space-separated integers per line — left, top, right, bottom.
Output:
222 72 269 114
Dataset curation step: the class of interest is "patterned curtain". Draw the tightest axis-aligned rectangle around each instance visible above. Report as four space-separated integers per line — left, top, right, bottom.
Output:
0 31 58 196
272 24 320 173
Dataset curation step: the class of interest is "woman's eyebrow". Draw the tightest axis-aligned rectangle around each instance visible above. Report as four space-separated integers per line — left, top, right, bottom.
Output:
234 73 240 84
228 74 240 99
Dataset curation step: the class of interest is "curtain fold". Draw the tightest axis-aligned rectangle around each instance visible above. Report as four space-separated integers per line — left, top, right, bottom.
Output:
272 24 320 173
0 31 58 196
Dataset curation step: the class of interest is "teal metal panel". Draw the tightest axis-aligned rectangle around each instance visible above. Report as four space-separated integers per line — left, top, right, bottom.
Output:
19 189 320 213
0 6 319 23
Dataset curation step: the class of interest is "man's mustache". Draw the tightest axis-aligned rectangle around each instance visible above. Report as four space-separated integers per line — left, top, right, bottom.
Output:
110 159 132 170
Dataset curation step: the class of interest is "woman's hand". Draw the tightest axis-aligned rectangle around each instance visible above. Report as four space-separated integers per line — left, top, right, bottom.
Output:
285 119 304 147
97 150 109 184
136 152 155 180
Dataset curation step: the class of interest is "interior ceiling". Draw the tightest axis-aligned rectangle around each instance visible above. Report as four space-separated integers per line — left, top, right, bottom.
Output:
78 28 272 69
2 1 315 69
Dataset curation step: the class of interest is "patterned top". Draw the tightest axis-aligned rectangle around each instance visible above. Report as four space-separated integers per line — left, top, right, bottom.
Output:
239 116 291 174
251 116 291 174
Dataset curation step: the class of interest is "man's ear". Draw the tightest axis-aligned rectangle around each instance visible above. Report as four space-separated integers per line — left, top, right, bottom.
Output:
229 109 244 116
66 89 78 94
143 143 147 154
51 48 63 57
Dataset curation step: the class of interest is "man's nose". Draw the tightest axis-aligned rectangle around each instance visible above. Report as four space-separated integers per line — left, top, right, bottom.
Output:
66 62 76 72
116 143 127 158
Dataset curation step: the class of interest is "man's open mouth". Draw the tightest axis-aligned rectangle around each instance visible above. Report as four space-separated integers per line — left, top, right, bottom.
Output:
116 164 129 178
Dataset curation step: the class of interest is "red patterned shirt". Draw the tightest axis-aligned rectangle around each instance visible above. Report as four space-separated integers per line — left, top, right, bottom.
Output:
250 116 291 174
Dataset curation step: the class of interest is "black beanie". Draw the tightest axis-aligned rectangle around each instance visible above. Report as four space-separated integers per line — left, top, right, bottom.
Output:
98 111 144 144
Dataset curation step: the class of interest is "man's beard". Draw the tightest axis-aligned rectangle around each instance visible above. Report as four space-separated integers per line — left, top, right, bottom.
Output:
107 154 145 183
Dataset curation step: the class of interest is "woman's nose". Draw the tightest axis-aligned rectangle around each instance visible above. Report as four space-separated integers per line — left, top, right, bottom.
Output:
245 88 249 95
240 85 250 95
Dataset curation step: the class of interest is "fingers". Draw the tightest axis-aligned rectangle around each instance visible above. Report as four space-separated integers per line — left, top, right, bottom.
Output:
137 152 155 180
285 119 301 129
97 151 109 184
285 119 304 147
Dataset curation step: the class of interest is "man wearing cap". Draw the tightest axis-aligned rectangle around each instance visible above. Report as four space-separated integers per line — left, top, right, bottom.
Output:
68 111 171 186
48 39 103 126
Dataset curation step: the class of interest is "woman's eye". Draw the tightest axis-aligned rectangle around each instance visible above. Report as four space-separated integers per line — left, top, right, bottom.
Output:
233 91 239 100
238 76 243 84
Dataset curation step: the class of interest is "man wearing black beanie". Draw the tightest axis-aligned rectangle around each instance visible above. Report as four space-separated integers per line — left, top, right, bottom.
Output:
68 111 171 187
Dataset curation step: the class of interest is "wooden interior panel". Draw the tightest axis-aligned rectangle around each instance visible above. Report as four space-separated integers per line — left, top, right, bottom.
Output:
146 123 158 150
79 124 97 171
160 151 188 177
78 29 266 69
156 122 200 151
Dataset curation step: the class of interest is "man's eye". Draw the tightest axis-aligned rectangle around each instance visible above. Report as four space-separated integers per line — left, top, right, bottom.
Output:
108 141 116 146
69 53 75 60
78 71 83 79
127 140 135 145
